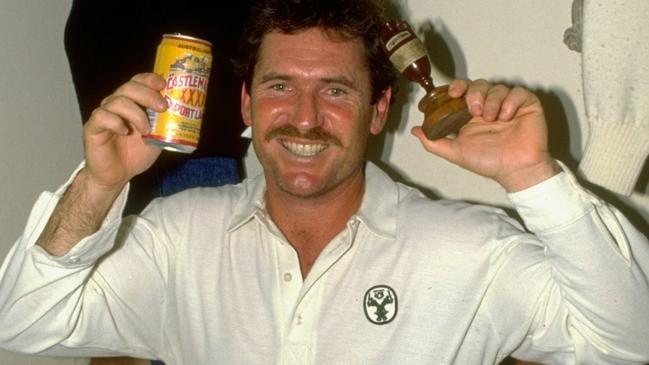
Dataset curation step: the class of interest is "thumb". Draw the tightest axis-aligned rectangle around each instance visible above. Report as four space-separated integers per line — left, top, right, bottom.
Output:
411 127 460 165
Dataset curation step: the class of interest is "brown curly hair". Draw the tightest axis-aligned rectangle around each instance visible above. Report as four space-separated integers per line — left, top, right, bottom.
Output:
232 0 398 104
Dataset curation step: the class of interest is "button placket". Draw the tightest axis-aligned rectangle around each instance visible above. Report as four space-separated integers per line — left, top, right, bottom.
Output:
277 217 359 365
294 313 303 325
283 272 293 282
274 237 302 327
283 282 321 365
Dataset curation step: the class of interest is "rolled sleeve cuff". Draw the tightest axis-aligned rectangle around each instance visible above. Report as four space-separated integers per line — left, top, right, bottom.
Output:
24 161 130 267
507 162 595 233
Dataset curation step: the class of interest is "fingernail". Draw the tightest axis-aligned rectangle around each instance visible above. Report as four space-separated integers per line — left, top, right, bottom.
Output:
471 104 482 115
499 108 512 121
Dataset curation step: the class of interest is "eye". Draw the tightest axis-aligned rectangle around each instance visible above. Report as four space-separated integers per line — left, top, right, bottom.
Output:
271 83 290 92
327 87 347 96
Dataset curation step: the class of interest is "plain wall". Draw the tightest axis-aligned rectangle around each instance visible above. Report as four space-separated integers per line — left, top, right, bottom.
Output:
0 0 86 363
1 0 648 364
0 0 82 258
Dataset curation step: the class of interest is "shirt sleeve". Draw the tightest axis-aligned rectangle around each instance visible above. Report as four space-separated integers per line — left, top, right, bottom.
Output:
498 162 649 364
0 163 170 359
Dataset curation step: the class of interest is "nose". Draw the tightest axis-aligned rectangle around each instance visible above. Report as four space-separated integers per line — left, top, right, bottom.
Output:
292 92 321 131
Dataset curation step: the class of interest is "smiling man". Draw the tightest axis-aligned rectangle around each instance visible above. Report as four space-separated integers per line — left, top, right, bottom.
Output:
241 28 392 276
1 0 649 364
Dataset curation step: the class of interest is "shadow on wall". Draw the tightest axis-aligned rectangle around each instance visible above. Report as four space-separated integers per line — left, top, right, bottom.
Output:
366 6 581 205
368 4 469 199
368 1 649 236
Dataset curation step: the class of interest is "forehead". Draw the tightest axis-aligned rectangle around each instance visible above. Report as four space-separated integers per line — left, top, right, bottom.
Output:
254 28 369 80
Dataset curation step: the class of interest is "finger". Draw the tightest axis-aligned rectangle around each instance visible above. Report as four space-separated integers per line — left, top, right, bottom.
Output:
131 72 167 92
98 95 152 136
482 84 510 122
411 127 460 164
94 73 168 136
464 79 490 117
85 107 130 137
447 79 470 98
498 86 538 121
104 74 167 112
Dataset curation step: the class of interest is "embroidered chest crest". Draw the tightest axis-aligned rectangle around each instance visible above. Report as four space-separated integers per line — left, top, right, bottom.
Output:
363 285 398 325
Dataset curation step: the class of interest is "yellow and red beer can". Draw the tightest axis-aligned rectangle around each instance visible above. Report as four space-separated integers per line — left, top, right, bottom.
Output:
145 33 213 153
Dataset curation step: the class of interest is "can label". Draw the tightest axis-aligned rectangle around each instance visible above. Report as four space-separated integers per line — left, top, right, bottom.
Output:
145 34 212 153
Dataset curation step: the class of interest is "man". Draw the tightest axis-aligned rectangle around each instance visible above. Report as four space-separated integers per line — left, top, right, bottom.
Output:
1 0 648 364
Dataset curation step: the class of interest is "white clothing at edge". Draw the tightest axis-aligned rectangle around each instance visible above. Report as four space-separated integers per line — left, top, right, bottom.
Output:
0 162 648 364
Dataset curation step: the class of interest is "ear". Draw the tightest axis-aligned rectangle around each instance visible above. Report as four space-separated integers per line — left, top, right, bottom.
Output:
240 83 252 126
369 87 392 135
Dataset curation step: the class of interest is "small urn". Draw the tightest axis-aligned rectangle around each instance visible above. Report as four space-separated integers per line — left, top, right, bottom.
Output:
379 20 472 139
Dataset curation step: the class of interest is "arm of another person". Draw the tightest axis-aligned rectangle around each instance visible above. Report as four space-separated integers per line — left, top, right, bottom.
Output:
412 80 649 363
0 73 173 356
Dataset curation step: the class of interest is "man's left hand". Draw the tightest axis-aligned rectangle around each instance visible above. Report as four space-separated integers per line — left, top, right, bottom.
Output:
411 79 561 192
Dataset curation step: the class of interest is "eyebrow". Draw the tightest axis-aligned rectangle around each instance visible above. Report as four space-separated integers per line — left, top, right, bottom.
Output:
320 76 360 90
258 72 291 85
258 72 360 90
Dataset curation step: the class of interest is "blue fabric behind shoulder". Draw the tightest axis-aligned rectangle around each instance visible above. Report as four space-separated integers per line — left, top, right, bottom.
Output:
159 157 240 197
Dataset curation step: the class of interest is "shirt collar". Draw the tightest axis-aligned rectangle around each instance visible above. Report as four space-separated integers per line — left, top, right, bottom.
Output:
227 172 267 232
227 161 399 240
355 161 398 240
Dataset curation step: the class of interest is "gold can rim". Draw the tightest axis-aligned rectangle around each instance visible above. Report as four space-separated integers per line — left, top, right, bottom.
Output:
162 33 212 47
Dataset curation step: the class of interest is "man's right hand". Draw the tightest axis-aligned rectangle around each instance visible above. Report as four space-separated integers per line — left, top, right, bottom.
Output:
82 73 167 195
36 73 167 256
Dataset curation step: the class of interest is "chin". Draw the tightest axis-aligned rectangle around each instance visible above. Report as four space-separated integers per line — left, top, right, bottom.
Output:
278 173 331 198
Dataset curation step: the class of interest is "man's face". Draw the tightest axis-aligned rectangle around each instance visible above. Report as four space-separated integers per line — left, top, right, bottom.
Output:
241 28 391 199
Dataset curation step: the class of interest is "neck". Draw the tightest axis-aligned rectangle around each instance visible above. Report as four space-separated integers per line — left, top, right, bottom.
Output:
265 169 365 277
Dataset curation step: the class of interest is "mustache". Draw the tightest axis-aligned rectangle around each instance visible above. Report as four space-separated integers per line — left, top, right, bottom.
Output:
265 125 341 146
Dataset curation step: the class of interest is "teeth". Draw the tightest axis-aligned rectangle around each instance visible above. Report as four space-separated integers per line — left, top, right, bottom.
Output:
283 141 327 156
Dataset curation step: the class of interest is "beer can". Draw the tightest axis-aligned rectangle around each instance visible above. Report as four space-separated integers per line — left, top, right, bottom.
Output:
144 34 213 153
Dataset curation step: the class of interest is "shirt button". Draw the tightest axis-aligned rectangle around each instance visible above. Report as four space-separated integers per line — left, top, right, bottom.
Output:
68 256 80 264
294 314 303 325
283 272 293 282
